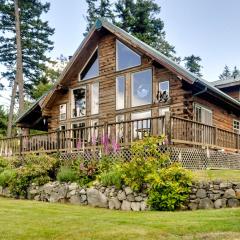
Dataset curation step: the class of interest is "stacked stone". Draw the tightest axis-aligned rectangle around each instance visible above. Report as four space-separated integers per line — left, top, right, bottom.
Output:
188 181 240 210
28 182 87 205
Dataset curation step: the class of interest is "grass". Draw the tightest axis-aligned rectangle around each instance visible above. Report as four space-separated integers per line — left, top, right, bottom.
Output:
193 169 240 182
0 198 239 240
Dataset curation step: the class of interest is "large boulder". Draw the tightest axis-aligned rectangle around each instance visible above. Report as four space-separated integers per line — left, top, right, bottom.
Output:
117 190 126 201
69 195 81 204
214 198 227 209
109 197 121 210
121 200 131 211
198 198 214 209
87 188 108 208
227 199 240 208
124 187 133 195
224 189 236 199
131 202 141 211
196 189 207 199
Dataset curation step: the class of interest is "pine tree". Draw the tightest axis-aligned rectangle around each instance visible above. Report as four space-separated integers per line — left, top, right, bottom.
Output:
183 55 202 77
115 0 177 60
219 65 231 80
0 0 54 97
0 0 54 136
85 0 114 34
231 66 240 79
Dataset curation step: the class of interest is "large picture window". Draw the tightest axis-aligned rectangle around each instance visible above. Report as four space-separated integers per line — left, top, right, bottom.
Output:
131 69 152 107
116 76 125 110
91 82 99 115
80 50 99 80
116 40 141 71
72 87 86 118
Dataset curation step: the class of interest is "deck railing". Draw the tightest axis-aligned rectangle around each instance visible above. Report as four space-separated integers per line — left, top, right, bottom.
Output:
0 115 239 156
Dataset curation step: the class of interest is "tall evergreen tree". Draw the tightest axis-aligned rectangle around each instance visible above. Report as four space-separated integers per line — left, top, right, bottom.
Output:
219 65 231 80
0 105 8 137
183 55 202 77
0 0 54 96
0 0 54 136
115 0 177 60
85 0 114 34
231 66 240 79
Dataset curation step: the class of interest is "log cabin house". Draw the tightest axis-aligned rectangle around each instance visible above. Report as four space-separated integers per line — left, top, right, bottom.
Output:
2 19 240 155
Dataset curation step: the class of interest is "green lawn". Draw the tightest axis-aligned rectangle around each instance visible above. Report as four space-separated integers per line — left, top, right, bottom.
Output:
0 198 239 240
193 169 240 182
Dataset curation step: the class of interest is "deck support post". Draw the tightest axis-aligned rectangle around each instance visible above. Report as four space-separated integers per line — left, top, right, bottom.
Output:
19 133 23 156
214 126 218 146
57 129 60 155
165 112 171 144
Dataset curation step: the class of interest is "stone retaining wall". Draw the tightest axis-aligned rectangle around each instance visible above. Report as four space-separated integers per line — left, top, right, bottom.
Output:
0 181 239 211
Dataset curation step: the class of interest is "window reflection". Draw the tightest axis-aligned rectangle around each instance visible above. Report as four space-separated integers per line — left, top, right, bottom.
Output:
116 40 141 71
116 76 125 110
131 69 152 107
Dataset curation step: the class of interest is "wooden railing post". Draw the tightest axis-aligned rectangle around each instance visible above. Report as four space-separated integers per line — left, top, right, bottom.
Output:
57 129 60 154
19 134 23 156
237 132 240 153
165 112 171 144
214 126 218 146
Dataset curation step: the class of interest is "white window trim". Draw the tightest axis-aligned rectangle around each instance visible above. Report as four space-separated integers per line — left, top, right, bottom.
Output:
79 46 99 81
71 86 87 119
116 39 141 72
130 68 153 107
233 119 240 133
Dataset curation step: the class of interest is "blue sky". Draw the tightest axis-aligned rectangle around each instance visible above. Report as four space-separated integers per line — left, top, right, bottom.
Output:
44 0 240 81
1 0 240 107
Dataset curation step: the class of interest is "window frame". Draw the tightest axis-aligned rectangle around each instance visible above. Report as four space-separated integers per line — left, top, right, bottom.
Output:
79 47 99 81
194 103 213 126
158 80 170 102
116 76 125 110
59 103 67 121
90 82 99 115
233 119 240 133
131 68 153 107
71 86 87 119
116 39 141 72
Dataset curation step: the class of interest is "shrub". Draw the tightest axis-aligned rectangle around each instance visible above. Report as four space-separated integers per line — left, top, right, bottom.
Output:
72 157 98 185
0 169 16 187
0 157 9 173
99 164 123 189
147 164 192 211
57 166 77 183
9 153 59 197
121 136 169 191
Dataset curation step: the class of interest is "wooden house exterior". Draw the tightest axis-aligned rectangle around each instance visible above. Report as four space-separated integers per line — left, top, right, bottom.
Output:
2 19 240 155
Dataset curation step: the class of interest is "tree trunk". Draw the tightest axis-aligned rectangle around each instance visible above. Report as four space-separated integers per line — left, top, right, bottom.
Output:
14 0 24 115
7 80 17 137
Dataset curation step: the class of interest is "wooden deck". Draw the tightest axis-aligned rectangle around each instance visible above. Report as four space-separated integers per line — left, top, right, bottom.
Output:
0 115 240 156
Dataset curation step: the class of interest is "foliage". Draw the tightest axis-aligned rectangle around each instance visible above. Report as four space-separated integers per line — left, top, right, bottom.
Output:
99 164 123 189
8 153 59 197
0 106 7 137
121 136 169 191
0 0 55 97
0 169 16 188
72 157 98 186
31 82 53 100
0 156 9 173
85 0 114 34
57 166 78 183
219 65 231 80
231 66 240 79
147 164 192 211
183 55 202 77
85 0 178 61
